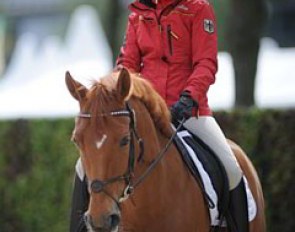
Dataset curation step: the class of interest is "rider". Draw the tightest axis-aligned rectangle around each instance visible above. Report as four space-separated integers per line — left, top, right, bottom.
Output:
70 0 249 231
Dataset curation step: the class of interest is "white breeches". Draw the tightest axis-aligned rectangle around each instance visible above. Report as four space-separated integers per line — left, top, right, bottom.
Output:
183 116 243 190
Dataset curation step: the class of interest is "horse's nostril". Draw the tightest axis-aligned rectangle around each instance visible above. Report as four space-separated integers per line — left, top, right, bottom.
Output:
84 212 120 231
107 214 120 229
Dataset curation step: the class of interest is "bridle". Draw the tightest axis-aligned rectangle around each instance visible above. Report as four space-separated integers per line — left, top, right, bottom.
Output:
77 101 184 207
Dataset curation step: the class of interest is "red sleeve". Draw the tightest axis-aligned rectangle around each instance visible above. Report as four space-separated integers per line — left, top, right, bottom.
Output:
184 3 218 102
116 14 141 72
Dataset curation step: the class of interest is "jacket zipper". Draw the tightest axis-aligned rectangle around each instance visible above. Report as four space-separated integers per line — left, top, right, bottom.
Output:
167 25 179 56
167 25 173 55
158 0 182 31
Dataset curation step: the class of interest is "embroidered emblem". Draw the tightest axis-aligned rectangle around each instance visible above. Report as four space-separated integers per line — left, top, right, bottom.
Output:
177 4 189 11
204 19 214 33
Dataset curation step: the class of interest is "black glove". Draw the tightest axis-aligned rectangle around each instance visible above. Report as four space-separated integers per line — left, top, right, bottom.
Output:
170 91 199 125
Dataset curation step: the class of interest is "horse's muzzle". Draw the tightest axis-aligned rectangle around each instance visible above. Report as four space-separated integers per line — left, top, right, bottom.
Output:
84 213 120 232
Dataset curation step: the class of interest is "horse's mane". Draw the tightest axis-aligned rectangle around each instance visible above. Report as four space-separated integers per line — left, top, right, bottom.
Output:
86 72 173 137
127 73 173 137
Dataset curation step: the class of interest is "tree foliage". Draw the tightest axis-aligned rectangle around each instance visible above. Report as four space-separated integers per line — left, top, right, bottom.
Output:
226 0 268 107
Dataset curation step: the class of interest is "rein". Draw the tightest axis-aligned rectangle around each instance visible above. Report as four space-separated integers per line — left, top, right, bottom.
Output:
77 102 184 206
131 118 185 189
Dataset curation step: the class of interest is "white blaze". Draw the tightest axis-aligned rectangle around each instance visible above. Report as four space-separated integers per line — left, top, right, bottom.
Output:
95 134 107 149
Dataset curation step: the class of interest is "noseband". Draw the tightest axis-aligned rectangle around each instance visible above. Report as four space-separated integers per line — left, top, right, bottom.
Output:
78 102 183 207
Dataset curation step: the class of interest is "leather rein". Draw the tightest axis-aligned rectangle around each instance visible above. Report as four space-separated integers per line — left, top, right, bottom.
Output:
77 102 184 207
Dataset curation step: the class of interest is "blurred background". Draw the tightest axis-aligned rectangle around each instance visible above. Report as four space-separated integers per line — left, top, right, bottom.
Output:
0 0 294 231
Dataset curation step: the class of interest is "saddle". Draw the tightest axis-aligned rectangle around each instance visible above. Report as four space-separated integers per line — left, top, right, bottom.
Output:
174 128 231 227
174 128 257 228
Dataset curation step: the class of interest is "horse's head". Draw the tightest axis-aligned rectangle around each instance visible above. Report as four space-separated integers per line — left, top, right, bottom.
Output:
66 68 172 231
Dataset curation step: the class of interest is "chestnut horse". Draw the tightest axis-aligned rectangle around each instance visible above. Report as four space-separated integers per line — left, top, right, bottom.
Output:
66 69 266 232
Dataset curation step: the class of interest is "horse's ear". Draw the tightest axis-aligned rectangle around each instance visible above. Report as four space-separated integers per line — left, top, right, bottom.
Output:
65 71 87 101
117 68 131 101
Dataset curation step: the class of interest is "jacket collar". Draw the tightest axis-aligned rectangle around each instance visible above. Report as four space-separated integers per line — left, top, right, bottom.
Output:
156 0 176 9
138 0 156 9
130 0 183 14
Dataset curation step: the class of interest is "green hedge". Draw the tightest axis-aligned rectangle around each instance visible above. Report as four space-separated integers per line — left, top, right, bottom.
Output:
215 109 295 232
0 109 294 231
0 119 77 232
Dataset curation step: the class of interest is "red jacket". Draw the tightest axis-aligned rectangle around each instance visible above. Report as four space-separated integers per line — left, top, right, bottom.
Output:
116 0 218 116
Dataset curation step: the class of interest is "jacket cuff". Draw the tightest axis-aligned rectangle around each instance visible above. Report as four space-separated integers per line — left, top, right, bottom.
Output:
183 86 200 103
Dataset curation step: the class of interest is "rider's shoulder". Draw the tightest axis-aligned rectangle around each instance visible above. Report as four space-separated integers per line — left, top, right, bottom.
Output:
129 12 139 19
128 12 140 23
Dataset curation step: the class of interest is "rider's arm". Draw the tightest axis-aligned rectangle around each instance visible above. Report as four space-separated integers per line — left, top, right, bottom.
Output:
184 3 218 103
116 13 141 72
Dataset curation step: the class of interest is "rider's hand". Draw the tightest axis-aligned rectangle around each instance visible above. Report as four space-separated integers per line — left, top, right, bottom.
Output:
170 91 199 125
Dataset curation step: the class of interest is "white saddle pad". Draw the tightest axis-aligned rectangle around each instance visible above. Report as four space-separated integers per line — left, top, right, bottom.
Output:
177 131 257 226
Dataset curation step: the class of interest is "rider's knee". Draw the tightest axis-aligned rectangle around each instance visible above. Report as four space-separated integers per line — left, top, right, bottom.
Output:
226 163 243 190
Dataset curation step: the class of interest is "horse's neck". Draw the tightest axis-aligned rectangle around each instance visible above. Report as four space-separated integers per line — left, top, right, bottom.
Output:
125 121 207 229
134 102 180 179
134 107 196 204
123 105 209 230
135 106 164 163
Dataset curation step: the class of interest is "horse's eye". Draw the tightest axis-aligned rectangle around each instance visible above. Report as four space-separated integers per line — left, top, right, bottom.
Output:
120 135 130 147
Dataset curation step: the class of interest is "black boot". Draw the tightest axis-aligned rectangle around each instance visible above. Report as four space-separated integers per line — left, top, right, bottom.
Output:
228 179 249 232
69 174 89 232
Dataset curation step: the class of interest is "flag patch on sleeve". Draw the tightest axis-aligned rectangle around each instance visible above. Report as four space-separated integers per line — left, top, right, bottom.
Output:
204 19 214 33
